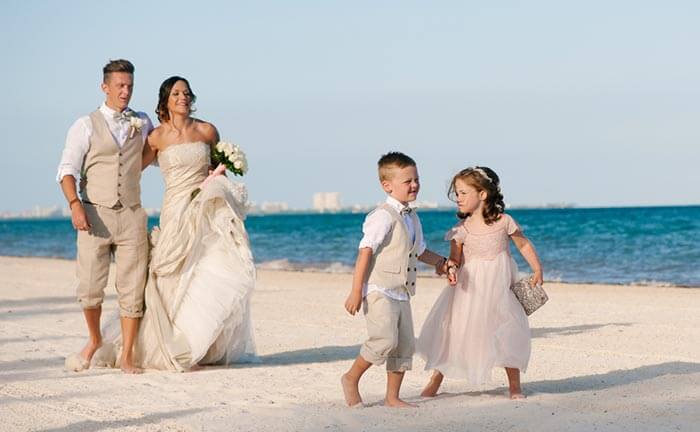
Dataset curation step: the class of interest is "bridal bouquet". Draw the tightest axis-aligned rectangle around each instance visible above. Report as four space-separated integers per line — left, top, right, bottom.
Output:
212 141 248 176
191 141 248 199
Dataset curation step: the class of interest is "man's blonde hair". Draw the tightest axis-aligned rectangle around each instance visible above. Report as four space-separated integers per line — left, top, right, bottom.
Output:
377 152 416 181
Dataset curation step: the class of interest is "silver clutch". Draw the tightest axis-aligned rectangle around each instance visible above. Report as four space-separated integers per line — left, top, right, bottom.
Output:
511 276 548 316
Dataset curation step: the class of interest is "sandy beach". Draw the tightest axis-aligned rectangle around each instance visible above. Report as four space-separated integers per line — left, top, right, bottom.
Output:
0 255 698 432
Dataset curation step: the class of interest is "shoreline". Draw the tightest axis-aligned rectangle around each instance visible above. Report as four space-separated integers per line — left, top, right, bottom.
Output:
2 203 700 220
1 255 698 289
1 256 699 431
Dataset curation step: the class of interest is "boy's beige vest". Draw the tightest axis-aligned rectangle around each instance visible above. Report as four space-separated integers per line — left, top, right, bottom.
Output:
80 110 144 208
366 203 423 296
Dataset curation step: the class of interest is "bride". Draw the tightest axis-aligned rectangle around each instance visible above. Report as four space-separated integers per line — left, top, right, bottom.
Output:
98 76 256 371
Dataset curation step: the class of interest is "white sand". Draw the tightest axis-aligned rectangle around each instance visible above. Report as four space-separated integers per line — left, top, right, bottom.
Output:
1 256 698 432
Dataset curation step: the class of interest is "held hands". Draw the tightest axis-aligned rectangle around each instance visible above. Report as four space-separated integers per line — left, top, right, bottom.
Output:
344 290 363 316
434 257 458 286
446 259 458 286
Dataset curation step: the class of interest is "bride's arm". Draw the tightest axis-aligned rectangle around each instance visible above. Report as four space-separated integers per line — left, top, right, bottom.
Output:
203 122 221 171
142 136 157 170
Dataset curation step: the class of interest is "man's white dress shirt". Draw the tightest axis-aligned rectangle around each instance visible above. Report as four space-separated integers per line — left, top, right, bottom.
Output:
56 103 153 183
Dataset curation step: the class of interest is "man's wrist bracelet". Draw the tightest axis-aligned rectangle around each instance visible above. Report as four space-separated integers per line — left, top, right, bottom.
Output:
68 198 81 209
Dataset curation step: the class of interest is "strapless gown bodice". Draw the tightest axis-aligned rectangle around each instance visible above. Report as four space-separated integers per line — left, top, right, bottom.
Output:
157 142 210 228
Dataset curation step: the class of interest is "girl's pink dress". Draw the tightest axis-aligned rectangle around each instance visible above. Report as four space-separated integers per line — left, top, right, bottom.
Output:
416 213 531 383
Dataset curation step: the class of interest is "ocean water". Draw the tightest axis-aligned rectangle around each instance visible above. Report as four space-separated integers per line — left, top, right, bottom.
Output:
1 206 699 287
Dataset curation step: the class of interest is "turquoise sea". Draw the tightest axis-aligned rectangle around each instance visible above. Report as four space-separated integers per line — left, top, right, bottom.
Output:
1 206 699 287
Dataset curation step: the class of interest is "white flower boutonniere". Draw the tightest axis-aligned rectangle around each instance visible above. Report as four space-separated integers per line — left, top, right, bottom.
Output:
128 115 146 139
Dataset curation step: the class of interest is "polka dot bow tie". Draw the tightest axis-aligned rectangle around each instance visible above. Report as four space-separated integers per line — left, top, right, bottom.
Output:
113 109 135 122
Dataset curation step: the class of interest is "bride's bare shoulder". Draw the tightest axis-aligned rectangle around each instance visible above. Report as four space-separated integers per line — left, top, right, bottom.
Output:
194 119 219 143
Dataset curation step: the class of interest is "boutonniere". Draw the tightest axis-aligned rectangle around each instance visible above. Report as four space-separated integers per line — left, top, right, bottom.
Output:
128 115 146 139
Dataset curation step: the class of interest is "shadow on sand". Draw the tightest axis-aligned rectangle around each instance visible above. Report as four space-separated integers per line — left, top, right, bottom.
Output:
37 407 209 432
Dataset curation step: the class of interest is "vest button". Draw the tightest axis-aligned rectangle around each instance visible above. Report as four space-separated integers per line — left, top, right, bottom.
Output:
414 267 417 271
411 282 415 286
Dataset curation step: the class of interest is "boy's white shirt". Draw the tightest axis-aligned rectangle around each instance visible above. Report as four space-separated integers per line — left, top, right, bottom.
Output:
358 196 427 301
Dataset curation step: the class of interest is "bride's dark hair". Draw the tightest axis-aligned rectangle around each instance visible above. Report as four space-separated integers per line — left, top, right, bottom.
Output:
156 76 197 123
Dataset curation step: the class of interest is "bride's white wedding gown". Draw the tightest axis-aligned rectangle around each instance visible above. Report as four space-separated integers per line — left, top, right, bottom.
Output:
100 141 256 371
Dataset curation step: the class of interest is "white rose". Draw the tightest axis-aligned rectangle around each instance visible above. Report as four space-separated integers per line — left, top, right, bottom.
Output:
233 160 243 170
215 142 225 152
130 117 145 129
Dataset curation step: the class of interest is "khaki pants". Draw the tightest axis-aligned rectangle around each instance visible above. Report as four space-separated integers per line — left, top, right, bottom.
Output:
76 203 148 318
360 292 415 372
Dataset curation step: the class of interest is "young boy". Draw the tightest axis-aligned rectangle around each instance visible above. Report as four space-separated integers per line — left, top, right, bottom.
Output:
341 152 448 408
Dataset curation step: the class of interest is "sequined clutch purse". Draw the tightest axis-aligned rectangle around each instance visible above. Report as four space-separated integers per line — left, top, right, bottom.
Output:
511 276 548 316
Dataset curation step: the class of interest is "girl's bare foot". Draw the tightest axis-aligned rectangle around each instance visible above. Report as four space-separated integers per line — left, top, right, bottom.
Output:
341 373 363 407
505 367 524 399
509 391 526 400
384 397 418 408
420 371 444 397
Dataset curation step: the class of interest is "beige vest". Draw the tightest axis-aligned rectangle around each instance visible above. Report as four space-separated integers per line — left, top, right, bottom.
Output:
366 203 423 296
80 110 143 208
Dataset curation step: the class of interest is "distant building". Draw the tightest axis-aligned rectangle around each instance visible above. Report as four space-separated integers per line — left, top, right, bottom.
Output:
413 200 439 209
313 192 341 212
260 202 289 213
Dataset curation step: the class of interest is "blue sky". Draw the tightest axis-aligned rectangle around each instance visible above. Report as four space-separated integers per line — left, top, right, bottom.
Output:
1 1 698 211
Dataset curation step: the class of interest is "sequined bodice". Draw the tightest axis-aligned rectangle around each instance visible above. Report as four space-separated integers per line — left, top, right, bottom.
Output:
447 216 515 262
462 225 511 262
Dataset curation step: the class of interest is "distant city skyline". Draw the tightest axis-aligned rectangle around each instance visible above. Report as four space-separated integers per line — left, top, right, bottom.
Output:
2 2 699 213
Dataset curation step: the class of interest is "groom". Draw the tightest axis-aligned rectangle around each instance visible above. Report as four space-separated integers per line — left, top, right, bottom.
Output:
57 59 153 373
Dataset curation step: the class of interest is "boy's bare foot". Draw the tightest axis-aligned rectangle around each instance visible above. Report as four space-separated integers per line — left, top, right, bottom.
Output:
341 373 363 407
420 372 444 397
384 397 418 408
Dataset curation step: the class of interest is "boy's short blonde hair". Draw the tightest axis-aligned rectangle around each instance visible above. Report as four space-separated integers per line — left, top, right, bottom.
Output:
377 152 416 181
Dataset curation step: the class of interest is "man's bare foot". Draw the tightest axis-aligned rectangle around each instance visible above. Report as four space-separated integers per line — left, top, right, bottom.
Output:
420 372 444 397
341 373 363 407
79 340 102 363
120 358 143 374
384 397 417 408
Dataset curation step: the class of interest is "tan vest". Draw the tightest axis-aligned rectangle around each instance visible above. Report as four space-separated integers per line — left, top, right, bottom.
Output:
366 203 423 296
80 110 143 208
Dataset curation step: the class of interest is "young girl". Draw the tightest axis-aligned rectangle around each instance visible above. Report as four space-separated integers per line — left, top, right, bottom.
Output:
416 166 543 399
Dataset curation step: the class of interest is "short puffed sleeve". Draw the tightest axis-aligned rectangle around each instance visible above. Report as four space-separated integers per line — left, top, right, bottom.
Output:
504 213 522 236
444 222 467 244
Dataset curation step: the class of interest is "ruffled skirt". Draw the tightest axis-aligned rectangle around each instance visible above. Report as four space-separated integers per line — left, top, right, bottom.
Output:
416 253 530 383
